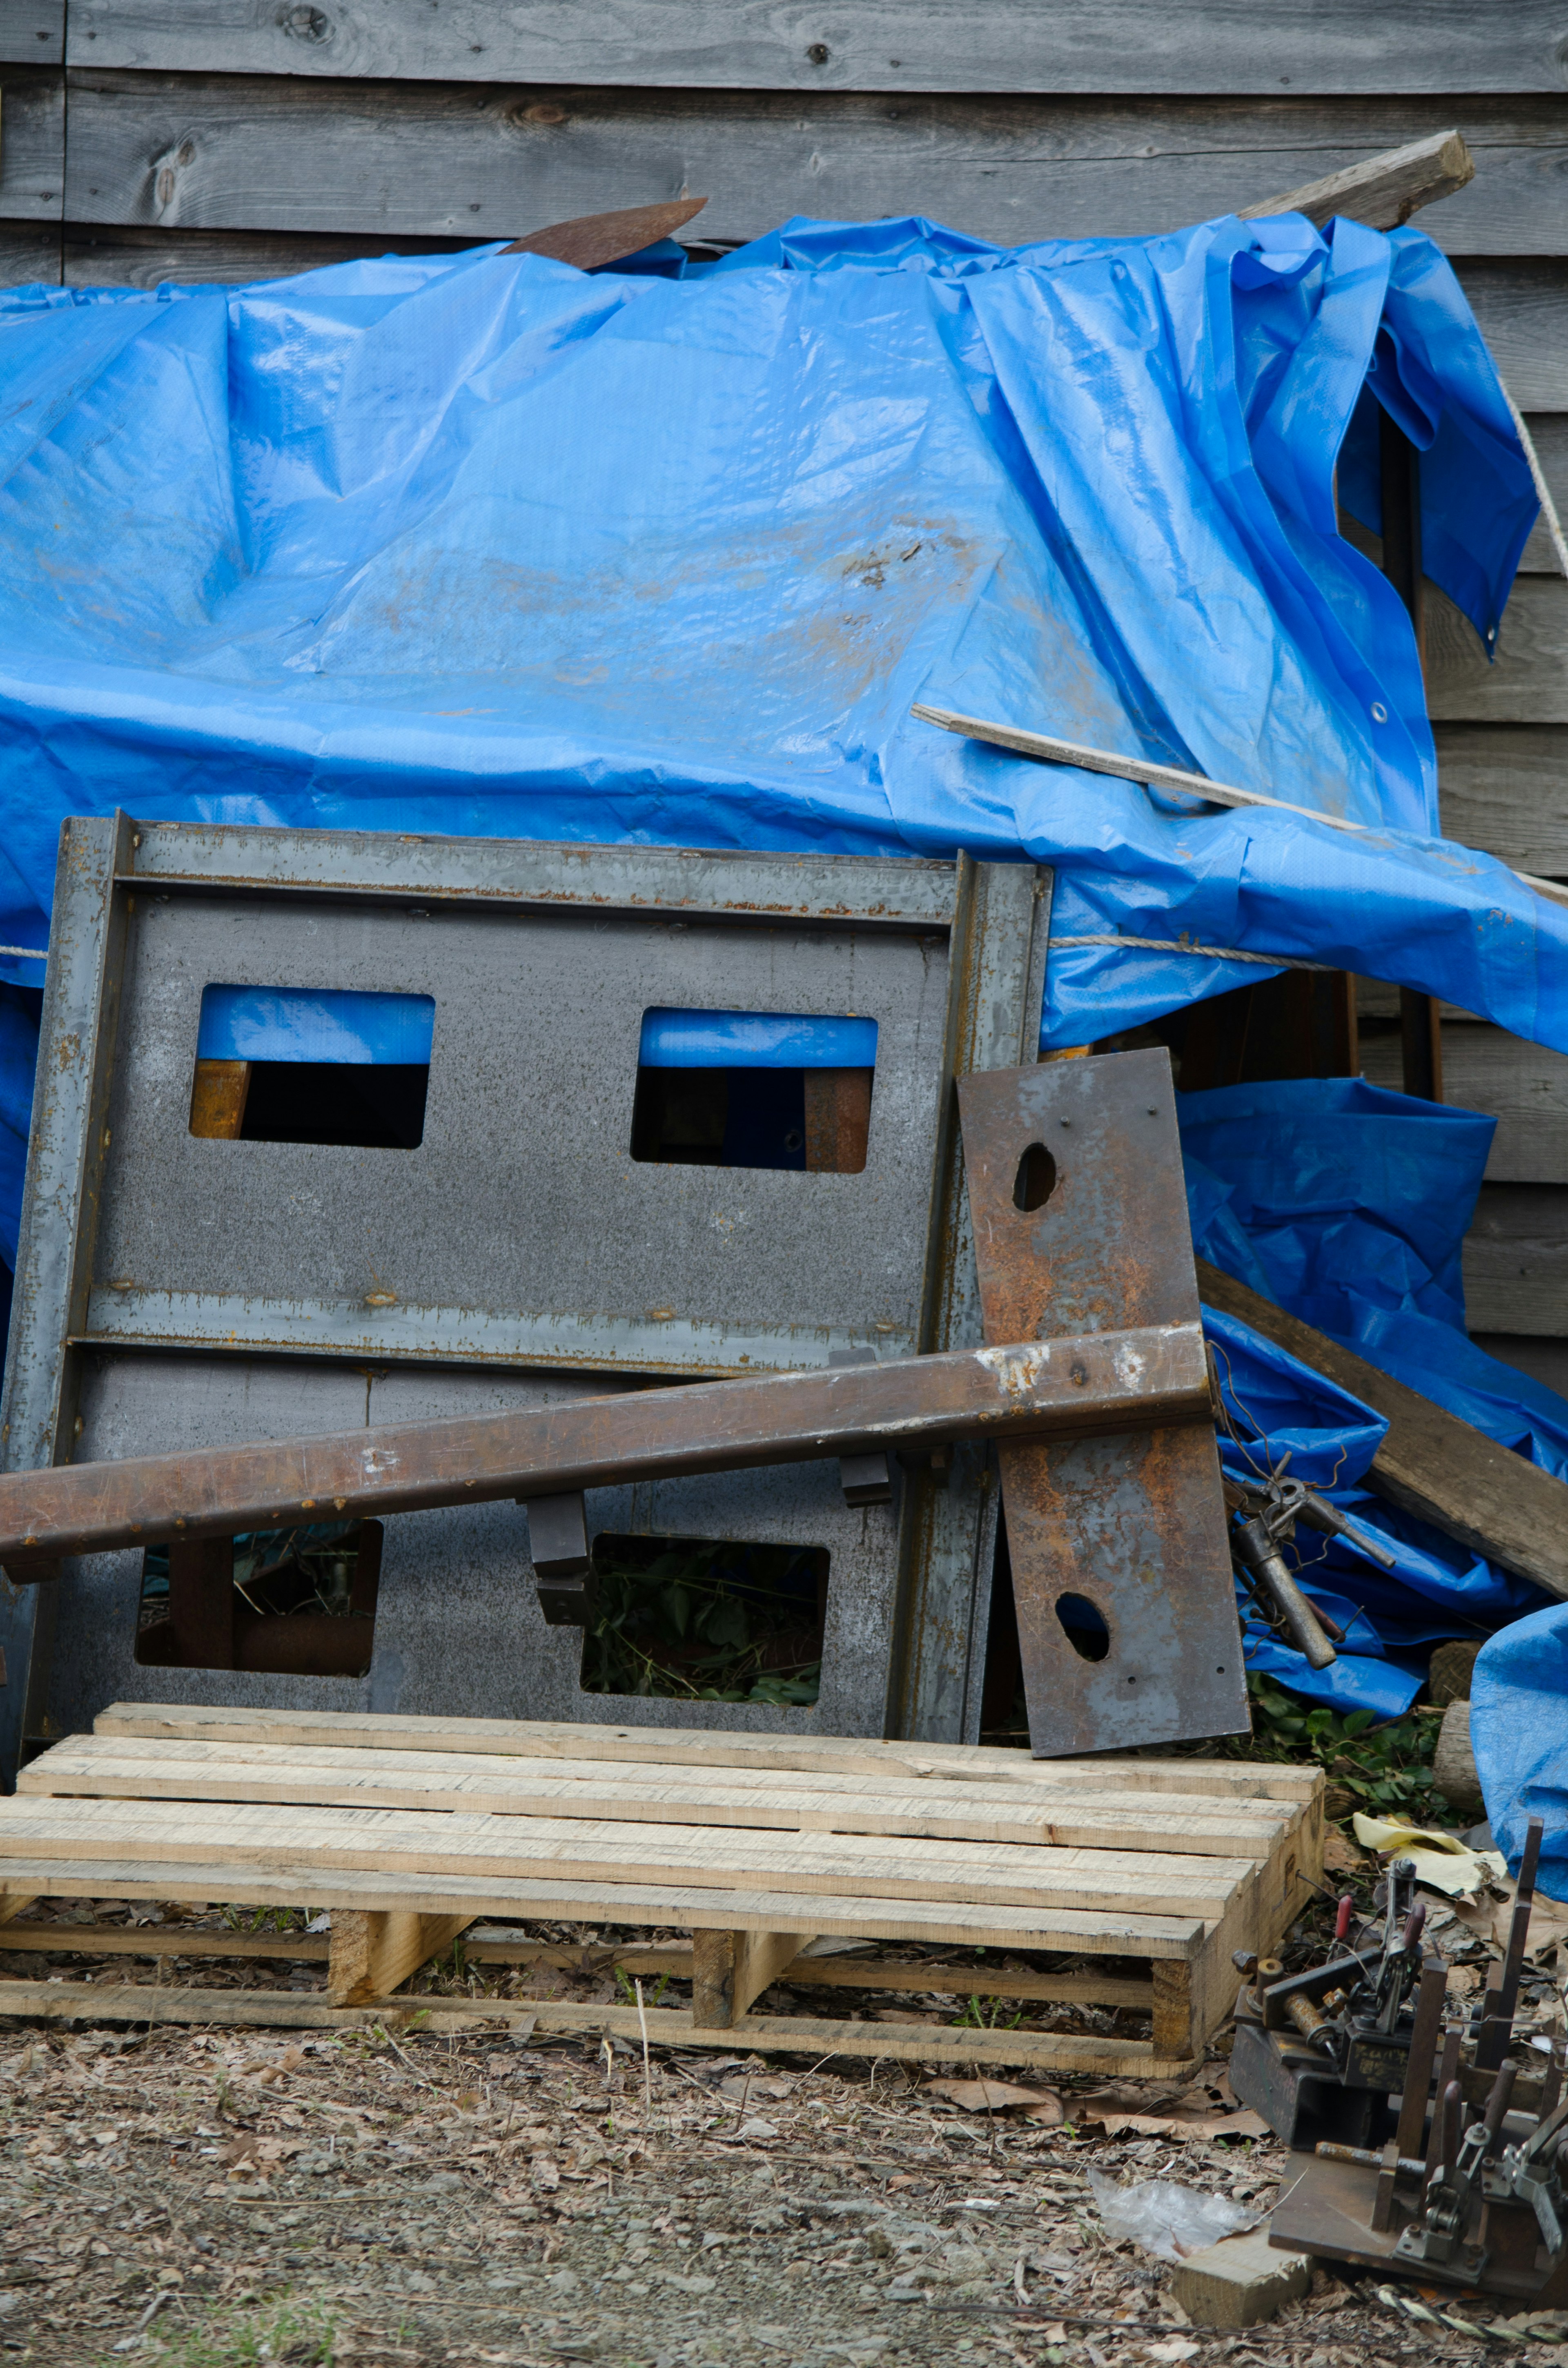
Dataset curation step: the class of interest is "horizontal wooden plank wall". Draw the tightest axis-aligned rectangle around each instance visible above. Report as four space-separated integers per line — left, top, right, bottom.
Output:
0 8 1564 1405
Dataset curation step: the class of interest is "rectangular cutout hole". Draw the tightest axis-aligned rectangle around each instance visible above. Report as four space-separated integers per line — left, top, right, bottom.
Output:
135 1519 381 1676
629 1008 875 1173
579 1532 827 1706
189 986 434 1148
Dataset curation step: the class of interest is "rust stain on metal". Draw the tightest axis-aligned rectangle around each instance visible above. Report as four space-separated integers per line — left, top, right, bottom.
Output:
958 1050 1248 1758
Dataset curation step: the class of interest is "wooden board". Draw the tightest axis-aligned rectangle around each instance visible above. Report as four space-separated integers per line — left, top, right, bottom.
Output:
1437 724 1568 876
1428 574 1568 726
58 3 1568 95
0 1793 1264 1919
0 64 64 217
0 1978 1198 2075
0 221 60 285
24 1734 1299 1857
1463 1185 1568 1336
0 2 60 65
1359 1023 1568 1184
58 223 479 285
1452 263 1568 415
1196 1256 1568 1596
0 1851 1215 1959
90 1701 1321 1805
51 77 1568 256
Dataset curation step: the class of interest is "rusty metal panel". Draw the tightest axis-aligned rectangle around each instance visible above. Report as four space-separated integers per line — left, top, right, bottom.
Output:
957 1048 1249 1757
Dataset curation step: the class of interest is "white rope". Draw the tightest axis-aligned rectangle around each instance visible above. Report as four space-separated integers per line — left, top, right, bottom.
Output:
1050 932 1337 973
0 947 45 961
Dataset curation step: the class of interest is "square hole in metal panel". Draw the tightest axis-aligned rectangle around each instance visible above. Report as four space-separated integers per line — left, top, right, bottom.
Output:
189 985 434 1148
580 1532 828 1706
629 1007 875 1172
135 1519 381 1676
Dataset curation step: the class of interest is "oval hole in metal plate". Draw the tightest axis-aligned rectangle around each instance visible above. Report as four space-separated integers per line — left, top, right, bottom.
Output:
1055 1590 1110 1661
1012 1141 1056 1213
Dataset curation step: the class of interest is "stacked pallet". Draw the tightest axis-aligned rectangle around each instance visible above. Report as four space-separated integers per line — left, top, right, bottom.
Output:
0 1706 1321 2075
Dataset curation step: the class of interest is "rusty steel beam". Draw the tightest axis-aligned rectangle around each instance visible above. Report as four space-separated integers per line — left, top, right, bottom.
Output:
0 1329 1209 1570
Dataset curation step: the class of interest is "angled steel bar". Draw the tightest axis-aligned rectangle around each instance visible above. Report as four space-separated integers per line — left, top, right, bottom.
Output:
0 1327 1209 1570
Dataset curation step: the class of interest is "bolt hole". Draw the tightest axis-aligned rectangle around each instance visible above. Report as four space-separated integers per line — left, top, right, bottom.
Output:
1013 1141 1056 1213
806 40 830 62
1055 1591 1109 1662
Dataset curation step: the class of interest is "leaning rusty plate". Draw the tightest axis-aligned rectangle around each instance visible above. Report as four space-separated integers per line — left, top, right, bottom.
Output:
957 1049 1248 1758
506 198 709 270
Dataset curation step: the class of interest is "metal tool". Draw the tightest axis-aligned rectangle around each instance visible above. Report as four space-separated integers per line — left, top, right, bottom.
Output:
1221 1453 1399 1671
1268 1816 1568 2305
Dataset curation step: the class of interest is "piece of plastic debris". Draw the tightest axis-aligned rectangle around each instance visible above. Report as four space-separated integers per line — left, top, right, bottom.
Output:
1352 1813 1507 1896
1085 2169 1261 2262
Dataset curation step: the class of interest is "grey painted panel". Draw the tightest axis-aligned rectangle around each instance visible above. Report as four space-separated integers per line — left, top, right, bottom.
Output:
1463 1183 1568 1337
50 1350 895 1738
62 2 1568 95
95 893 948 1371
0 218 59 283
55 78 1568 253
0 2 59 66
0 68 62 217
1436 725 1568 877
1360 1022 1568 1185
123 823 956 930
1427 575 1568 726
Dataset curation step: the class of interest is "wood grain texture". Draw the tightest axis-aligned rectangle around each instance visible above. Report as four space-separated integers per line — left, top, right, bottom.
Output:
0 67 63 217
327 1906 472 2004
1195 1256 1568 1594
1454 264 1568 413
1463 1185 1568 1336
59 1 1568 96
89 1700 1323 1805
1436 725 1568 874
0 219 59 283
0 1849 1215 1957
1243 127 1473 232
20 1735 1297 1855
0 2 59 66
61 223 482 286
0 1793 1261 1918
1360 1023 1568 1184
54 78 1568 254
1519 415 1568 575
1428 575 1568 725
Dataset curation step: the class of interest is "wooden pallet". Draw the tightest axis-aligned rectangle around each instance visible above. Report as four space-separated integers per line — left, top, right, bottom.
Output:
0 1705 1322 2075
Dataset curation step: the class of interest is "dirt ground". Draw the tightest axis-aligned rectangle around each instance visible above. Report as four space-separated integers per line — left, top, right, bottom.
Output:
0 1968 1549 2368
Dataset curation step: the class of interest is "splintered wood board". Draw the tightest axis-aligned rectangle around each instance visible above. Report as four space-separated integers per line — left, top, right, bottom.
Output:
91 1701 1321 1806
26 1735 1302 1859
0 1793 1261 1919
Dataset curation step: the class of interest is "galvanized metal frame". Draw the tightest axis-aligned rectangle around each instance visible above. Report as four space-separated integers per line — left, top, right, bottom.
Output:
0 816 1052 1775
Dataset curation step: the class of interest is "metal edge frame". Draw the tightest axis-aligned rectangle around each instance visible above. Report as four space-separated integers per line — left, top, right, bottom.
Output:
123 822 960 929
0 812 133 1782
889 858 1054 1744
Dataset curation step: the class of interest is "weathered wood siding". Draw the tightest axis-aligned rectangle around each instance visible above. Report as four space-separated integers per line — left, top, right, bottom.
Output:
0 7 1563 1386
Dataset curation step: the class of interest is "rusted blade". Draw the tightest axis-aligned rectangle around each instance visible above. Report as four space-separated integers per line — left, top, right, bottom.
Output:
505 198 709 270
0 1327 1209 1566
957 1049 1249 1757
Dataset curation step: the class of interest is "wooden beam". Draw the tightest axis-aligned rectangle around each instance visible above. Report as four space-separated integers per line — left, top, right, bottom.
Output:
1196 1255 1568 1597
58 6 1568 96
1243 128 1473 230
911 702 1568 914
327 1909 473 2005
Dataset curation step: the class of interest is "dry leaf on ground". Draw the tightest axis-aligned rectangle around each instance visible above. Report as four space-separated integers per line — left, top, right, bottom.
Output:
924 2077 1063 2118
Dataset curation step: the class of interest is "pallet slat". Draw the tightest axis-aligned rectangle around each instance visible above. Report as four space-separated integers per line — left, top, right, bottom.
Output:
25 1736 1297 1856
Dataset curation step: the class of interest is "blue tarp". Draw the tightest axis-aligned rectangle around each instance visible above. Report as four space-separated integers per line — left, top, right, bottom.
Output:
1472 1605 1568 1893
1187 1077 1561 1714
0 206 1556 1264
